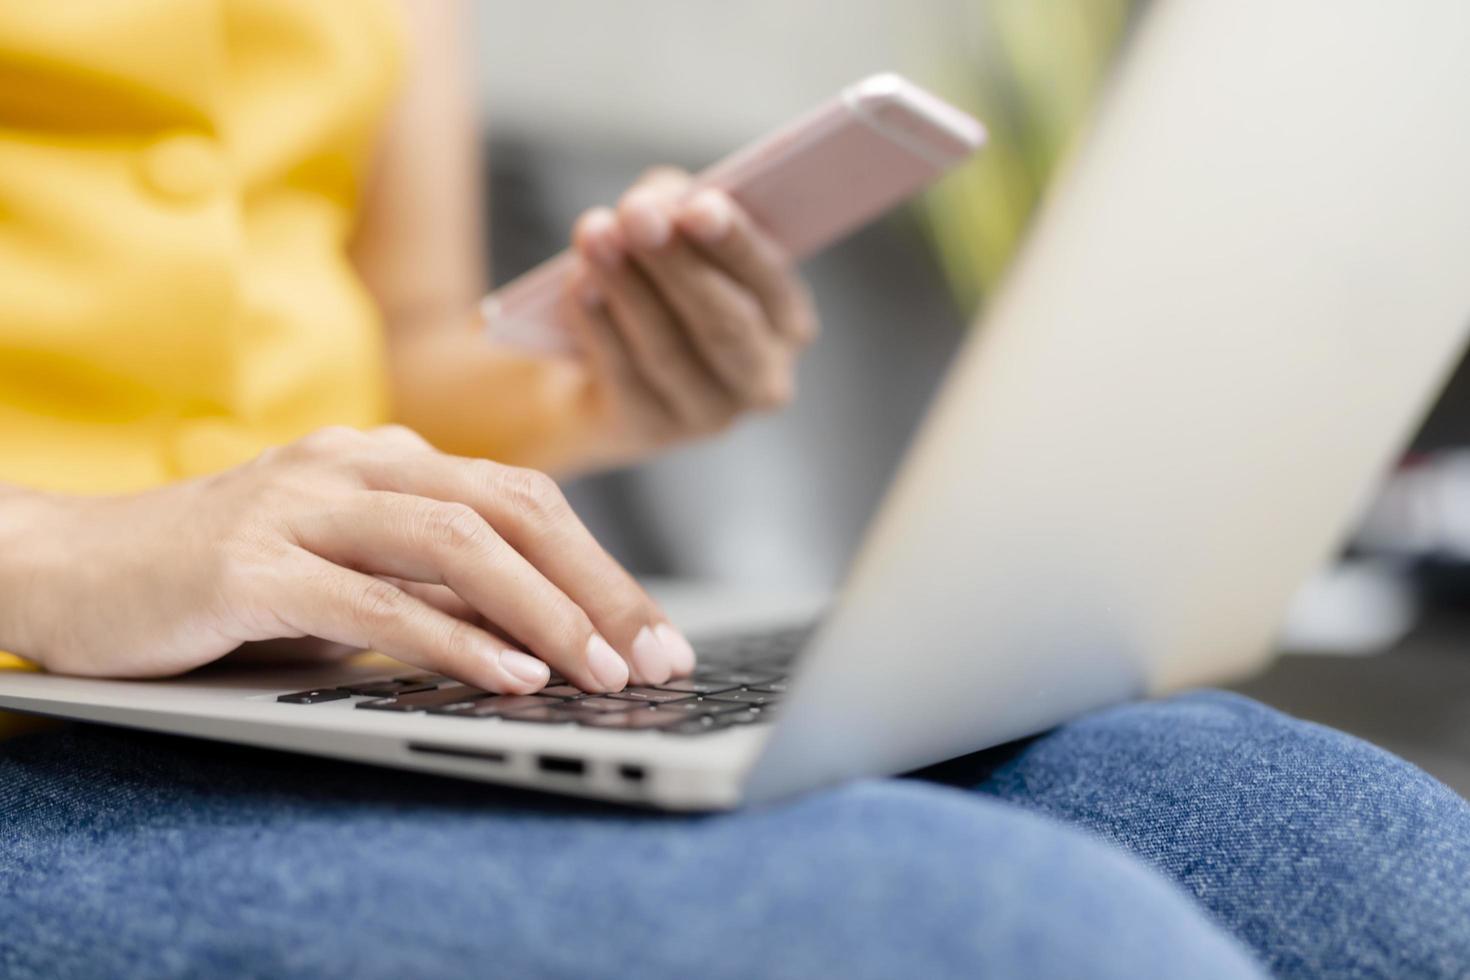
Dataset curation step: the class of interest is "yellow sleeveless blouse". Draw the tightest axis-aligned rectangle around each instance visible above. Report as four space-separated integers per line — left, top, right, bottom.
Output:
0 0 404 724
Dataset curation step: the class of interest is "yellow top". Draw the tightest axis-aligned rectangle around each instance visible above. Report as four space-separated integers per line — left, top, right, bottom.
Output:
0 0 404 727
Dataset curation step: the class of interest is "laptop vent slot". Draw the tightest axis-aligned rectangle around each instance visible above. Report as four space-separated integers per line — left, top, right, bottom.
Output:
406 742 508 765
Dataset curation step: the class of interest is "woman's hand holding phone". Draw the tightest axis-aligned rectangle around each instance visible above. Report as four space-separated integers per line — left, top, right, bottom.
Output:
564 167 819 458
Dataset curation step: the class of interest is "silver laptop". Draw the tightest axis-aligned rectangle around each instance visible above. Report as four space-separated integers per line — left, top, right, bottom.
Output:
4 1 1469 810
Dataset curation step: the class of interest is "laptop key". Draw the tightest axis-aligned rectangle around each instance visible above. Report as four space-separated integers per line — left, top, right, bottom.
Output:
695 627 808 661
566 696 641 714
607 687 698 704
536 684 589 699
670 709 768 734
339 679 438 697
652 677 740 696
426 699 491 716
669 717 717 735
748 680 788 694
356 685 491 712
659 699 753 718
277 689 350 705
723 709 767 725
575 706 687 730
706 689 780 707
693 669 782 688
498 705 579 725
739 657 794 673
436 695 553 718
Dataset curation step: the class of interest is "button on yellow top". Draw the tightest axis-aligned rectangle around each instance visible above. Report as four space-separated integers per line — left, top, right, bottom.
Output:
0 0 404 497
139 132 226 202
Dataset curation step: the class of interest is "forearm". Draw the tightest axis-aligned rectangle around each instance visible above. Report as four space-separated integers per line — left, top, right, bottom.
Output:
355 1 602 468
354 4 810 477
387 319 616 475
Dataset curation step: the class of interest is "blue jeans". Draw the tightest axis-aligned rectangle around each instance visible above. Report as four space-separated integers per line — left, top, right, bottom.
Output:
1 691 1466 979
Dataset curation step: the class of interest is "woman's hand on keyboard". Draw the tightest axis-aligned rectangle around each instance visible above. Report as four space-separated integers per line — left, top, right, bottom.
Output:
1 426 695 692
565 167 818 458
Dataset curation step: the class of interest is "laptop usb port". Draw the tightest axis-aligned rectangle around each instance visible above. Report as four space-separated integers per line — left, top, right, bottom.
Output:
536 754 585 776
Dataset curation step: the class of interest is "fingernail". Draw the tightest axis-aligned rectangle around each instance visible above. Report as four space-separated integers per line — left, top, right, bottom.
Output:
631 625 673 685
681 189 733 244
623 195 671 251
655 623 697 675
583 209 623 268
586 633 629 691
499 648 550 688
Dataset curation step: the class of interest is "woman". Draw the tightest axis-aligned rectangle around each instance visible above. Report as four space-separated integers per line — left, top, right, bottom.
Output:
0 0 816 691
1 3 1467 977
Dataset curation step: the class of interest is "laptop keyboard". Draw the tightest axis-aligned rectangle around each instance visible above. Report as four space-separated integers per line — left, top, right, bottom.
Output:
275 624 813 736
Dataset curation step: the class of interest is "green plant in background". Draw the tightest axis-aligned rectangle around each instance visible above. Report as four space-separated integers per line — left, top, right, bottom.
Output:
918 0 1135 315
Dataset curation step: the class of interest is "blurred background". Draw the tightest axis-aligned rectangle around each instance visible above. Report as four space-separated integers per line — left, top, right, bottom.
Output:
469 1 1470 792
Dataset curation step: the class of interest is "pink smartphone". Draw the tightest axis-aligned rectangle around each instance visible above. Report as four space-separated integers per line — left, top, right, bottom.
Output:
481 73 986 354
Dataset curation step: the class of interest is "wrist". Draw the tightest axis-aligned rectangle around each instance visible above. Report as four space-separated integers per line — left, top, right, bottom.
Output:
389 324 602 470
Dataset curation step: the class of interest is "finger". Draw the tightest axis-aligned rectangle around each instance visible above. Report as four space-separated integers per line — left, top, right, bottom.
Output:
619 186 791 408
632 166 693 198
384 578 481 622
571 205 627 270
573 207 735 432
293 491 636 692
563 264 678 441
572 166 689 264
274 549 553 694
387 586 527 663
357 457 697 683
675 188 819 349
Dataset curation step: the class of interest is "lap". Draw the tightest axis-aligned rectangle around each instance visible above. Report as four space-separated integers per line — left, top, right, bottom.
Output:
944 690 1470 978
15 690 1459 978
0 724 1257 980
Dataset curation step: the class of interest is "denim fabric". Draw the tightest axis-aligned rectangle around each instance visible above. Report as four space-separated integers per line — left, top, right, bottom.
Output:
0 691 1462 979
954 691 1470 977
